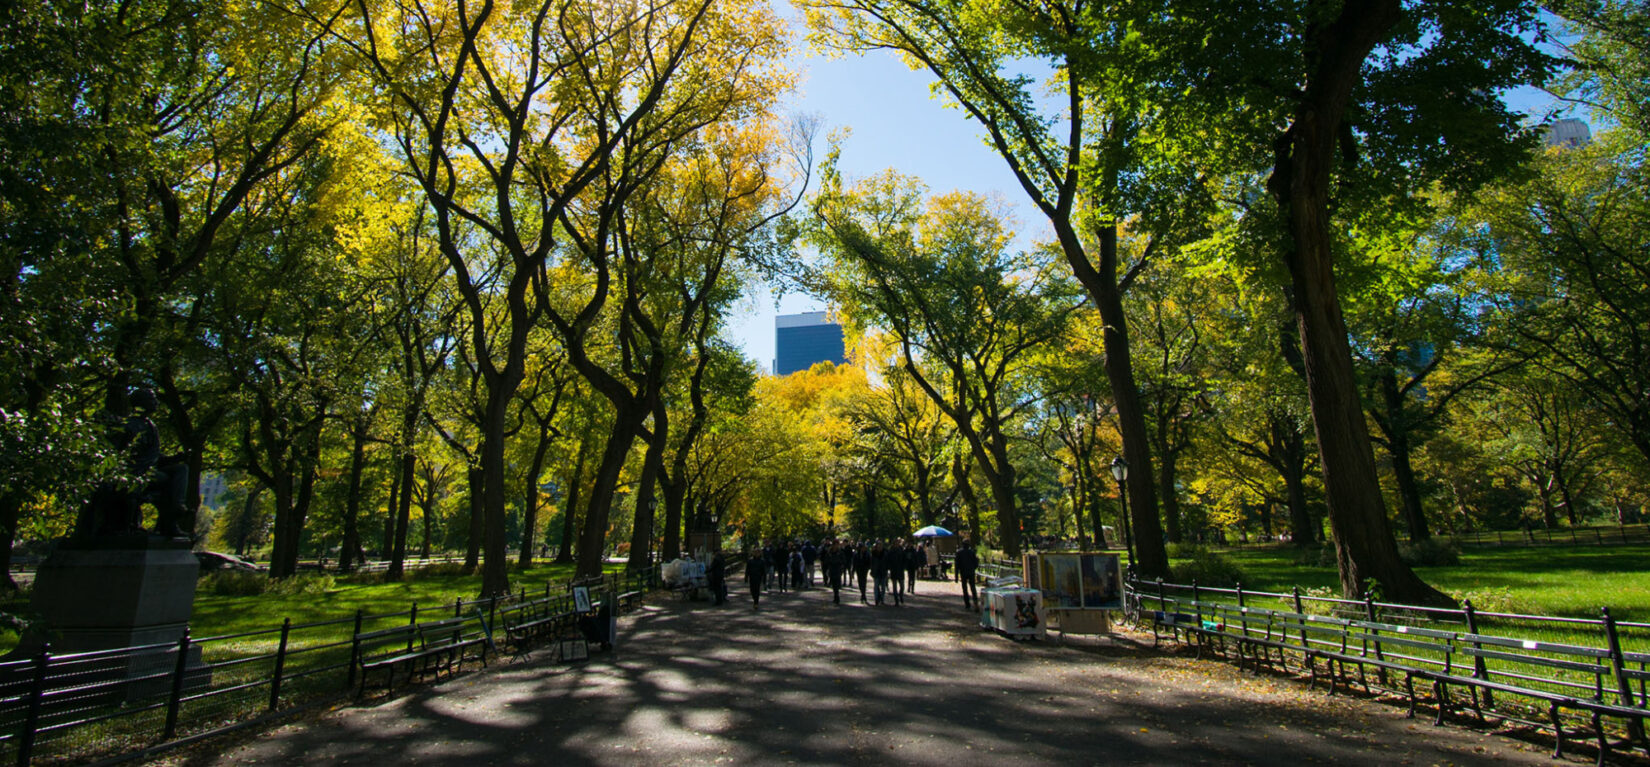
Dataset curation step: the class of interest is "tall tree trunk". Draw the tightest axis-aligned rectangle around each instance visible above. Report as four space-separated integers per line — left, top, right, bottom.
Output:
389 452 416 578
628 399 668 571
1083 225 1167 576
417 463 436 558
982 437 1022 556
915 463 936 527
520 424 554 568
1158 447 1183 544
557 441 588 564
1388 431 1430 540
1069 482 1087 545
338 419 369 572
1272 414 1318 546
626 438 664 571
381 471 397 562
1087 477 1108 549
269 475 295 579
1266 0 1446 605
464 466 483 573
1379 371 1431 540
478 385 516 596
0 493 21 592
576 405 645 578
953 455 982 544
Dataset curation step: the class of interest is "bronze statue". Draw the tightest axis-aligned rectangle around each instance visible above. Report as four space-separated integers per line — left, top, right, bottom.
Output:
72 387 191 544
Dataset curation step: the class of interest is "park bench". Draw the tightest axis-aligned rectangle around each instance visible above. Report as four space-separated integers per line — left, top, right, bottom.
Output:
1138 585 1650 765
500 596 577 660
352 617 488 696
1425 630 1648 765
1298 613 1440 719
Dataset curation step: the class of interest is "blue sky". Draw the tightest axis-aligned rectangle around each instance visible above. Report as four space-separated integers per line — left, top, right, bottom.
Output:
725 15 1572 373
724 30 1032 371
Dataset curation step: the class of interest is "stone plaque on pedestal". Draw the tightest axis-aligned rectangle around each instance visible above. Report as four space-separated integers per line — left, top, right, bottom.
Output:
29 540 200 653
7 538 208 701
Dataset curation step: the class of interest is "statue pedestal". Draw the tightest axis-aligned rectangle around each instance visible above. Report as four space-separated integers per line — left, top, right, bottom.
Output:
10 539 207 700
30 540 199 651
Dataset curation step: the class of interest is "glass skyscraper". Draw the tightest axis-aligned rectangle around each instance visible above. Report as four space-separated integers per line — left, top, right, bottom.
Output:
774 311 846 376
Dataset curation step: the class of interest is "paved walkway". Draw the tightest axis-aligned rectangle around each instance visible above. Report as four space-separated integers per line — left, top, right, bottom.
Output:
166 576 1565 766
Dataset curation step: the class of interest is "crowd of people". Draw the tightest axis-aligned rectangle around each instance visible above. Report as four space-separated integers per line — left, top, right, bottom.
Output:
719 537 981 611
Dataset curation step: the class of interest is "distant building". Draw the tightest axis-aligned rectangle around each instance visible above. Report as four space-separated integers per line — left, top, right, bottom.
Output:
1545 118 1591 149
774 311 846 376
199 472 229 510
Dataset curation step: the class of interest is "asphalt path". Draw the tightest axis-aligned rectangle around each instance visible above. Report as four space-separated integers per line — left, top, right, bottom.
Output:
163 573 1566 766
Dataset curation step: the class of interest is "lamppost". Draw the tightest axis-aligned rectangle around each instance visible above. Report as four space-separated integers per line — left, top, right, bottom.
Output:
1111 456 1134 567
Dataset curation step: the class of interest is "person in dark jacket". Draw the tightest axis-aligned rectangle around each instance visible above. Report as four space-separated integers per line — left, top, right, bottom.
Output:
801 541 817 588
823 540 846 604
905 542 922 593
789 546 804 591
886 540 905 606
769 544 788 593
708 551 727 605
955 539 979 609
871 542 890 605
852 543 872 603
746 548 768 609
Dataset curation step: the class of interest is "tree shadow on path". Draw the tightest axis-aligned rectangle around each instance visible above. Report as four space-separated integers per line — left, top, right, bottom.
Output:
172 575 1577 766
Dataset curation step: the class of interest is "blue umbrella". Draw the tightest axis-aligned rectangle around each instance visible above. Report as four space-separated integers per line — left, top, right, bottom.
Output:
912 525 955 538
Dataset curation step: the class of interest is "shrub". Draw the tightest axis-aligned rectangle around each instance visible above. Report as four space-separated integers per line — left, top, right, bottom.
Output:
1450 586 1519 614
1398 537 1460 567
1165 542 1206 559
268 572 335 596
1292 544 1338 568
200 571 336 597
201 570 268 597
1168 549 1247 588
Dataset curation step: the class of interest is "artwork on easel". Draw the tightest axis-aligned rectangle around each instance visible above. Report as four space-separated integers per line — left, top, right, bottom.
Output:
573 586 591 613
559 638 588 662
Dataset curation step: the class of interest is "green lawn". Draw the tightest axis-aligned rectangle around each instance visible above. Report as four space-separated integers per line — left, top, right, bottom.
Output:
1193 544 1650 622
0 560 628 655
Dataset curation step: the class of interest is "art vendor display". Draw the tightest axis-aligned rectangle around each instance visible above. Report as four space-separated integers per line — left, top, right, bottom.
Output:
980 586 1047 640
1024 552 1122 610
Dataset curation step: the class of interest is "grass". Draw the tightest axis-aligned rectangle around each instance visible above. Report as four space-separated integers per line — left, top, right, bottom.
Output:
1193 543 1650 623
0 559 630 655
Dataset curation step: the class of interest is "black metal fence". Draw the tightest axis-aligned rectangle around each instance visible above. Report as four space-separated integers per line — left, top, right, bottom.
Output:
0 567 657 766
1126 576 1650 759
1445 524 1650 548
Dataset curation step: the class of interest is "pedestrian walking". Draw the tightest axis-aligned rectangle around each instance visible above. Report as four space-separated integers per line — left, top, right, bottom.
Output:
709 550 727 606
853 543 871 603
746 549 768 610
871 542 890 605
887 541 905 606
824 540 846 604
956 538 979 610
802 541 817 588
904 540 921 593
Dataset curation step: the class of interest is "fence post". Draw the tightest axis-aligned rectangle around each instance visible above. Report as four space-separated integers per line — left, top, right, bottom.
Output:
1292 586 1307 650
1462 600 1493 708
1601 607 1645 741
454 598 461 618
1191 580 1202 628
347 609 364 689
269 618 292 712
17 644 50 767
488 595 498 631
163 630 192 740
1365 590 1387 683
